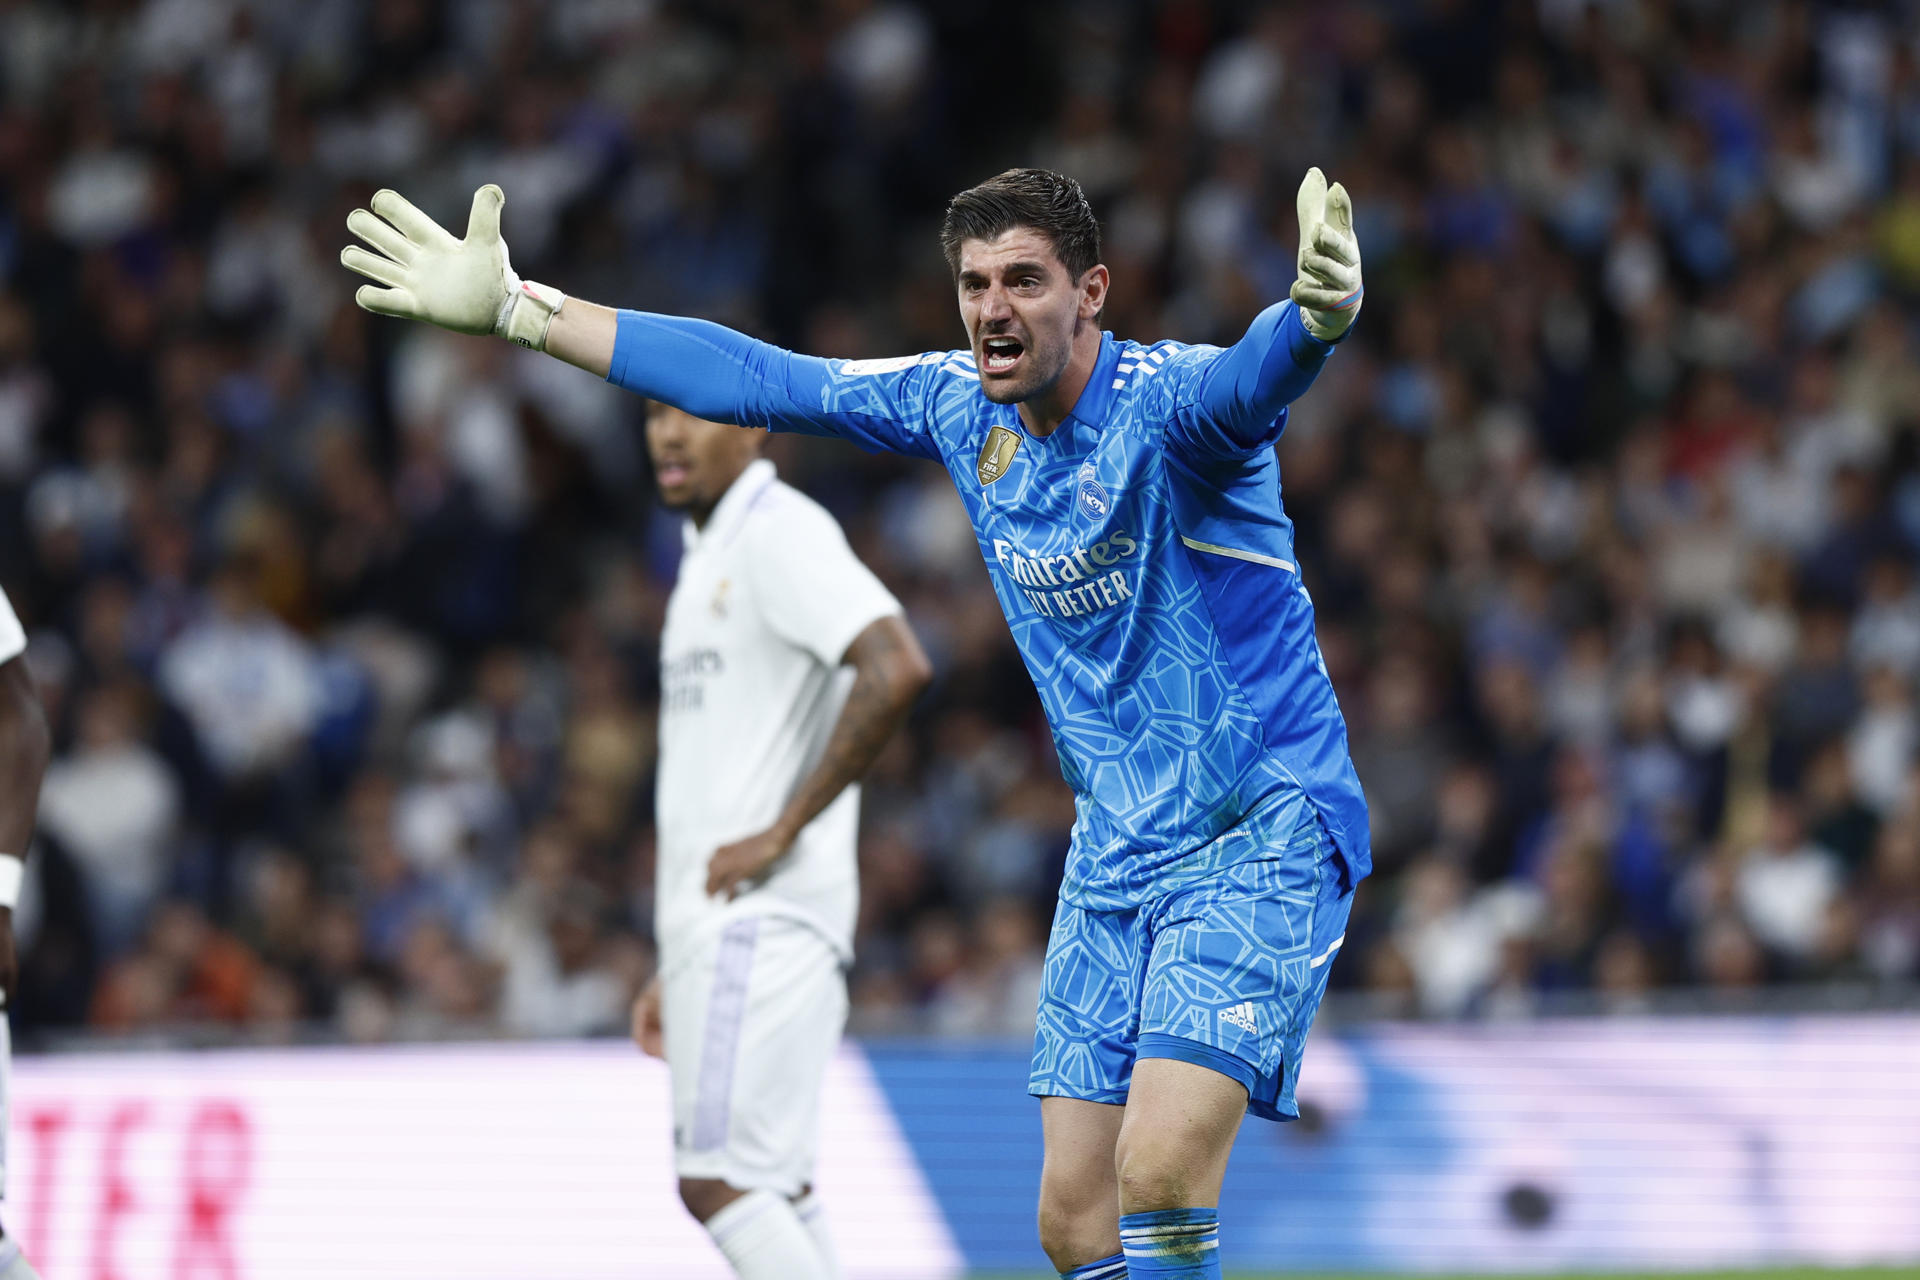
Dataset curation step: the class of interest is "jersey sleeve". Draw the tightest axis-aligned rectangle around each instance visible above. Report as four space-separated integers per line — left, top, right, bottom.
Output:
1158 300 1342 461
0 586 26 665
606 311 948 459
745 493 904 667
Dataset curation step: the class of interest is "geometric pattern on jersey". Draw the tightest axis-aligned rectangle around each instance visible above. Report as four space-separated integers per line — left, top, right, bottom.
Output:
1028 802 1354 1122
779 317 1372 909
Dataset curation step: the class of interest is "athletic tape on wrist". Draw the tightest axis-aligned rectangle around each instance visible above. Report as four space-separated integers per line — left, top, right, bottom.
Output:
501 278 566 351
0 855 22 909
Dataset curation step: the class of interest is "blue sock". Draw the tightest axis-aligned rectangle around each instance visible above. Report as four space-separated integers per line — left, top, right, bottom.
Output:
1060 1253 1127 1280
1119 1207 1219 1277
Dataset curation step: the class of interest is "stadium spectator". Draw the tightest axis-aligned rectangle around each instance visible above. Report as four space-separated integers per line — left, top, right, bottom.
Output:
36 679 179 955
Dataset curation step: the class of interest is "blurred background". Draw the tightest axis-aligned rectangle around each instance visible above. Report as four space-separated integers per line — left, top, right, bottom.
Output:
0 0 1918 1276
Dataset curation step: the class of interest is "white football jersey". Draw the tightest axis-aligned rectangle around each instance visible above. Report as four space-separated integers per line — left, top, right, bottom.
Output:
0 586 23 666
0 584 21 1200
654 459 902 970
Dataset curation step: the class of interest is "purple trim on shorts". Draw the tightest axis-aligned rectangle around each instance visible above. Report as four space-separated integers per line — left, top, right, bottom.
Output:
689 917 760 1152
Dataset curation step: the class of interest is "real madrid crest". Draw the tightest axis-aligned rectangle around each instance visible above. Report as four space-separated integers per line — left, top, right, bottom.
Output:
976 425 1021 486
1077 460 1110 519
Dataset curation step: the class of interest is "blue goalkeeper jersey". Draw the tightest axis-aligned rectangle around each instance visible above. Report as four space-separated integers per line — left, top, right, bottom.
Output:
609 301 1371 909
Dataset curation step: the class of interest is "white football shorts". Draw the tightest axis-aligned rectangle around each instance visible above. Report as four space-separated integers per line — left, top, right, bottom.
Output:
662 913 848 1194
0 1016 10 1198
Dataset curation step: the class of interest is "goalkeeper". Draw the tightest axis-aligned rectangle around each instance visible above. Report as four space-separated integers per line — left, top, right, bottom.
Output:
344 166 1367 1280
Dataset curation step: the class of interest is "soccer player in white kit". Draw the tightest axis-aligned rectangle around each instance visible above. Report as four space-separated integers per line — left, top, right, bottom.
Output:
629 403 932 1279
0 585 51 1280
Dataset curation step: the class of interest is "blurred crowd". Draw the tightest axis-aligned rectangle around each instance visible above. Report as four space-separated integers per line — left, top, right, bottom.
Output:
1 0 1918 1045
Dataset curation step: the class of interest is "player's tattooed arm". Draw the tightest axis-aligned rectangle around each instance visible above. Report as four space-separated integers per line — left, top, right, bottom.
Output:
705 615 932 899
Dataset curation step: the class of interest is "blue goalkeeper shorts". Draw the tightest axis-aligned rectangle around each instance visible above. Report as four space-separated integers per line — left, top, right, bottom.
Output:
1028 804 1353 1122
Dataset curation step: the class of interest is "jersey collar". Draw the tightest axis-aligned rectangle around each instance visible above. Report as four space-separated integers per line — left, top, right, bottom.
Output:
684 457 777 552
1062 331 1122 432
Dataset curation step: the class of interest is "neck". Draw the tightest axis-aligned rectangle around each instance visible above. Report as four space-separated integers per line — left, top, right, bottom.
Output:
688 457 759 530
1017 322 1102 437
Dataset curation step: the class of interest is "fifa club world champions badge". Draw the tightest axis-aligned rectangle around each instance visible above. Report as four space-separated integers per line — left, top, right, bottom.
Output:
976 425 1020 486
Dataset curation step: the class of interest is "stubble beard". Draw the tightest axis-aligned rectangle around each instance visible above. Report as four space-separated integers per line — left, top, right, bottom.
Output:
978 339 1064 406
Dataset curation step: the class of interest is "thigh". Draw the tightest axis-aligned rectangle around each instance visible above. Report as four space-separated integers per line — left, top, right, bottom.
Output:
1138 809 1351 1120
664 916 847 1194
1029 898 1146 1106
1115 1056 1249 1211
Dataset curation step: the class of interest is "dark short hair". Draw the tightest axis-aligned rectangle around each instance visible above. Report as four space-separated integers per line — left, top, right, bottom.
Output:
940 168 1101 281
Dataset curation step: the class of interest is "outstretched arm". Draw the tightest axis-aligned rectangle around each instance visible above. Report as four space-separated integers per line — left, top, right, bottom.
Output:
544 298 831 431
1173 168 1365 458
1184 299 1340 453
341 186 936 454
706 615 932 899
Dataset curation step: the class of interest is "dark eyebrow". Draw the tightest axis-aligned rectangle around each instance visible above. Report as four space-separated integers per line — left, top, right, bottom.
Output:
959 260 1055 283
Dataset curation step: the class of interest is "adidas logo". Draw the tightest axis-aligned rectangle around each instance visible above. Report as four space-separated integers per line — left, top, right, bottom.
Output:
1218 1001 1258 1034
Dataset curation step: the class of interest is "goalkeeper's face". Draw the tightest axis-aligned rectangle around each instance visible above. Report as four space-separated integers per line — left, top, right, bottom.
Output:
956 228 1105 406
646 404 763 520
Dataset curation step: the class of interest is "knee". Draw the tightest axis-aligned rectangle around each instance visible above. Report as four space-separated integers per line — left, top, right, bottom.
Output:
1113 1130 1195 1212
1036 1178 1116 1270
677 1177 743 1223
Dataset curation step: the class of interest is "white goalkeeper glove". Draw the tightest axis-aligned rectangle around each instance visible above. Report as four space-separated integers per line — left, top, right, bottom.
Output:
340 184 565 350
1290 167 1362 342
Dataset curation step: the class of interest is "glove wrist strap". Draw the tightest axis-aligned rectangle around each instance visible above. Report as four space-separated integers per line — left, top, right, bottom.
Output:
1302 293 1361 343
1302 311 1354 342
498 278 567 351
0 854 23 909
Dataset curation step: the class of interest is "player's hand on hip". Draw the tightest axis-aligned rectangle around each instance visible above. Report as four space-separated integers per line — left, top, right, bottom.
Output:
705 827 792 900
341 185 564 349
1290 167 1362 341
632 976 664 1058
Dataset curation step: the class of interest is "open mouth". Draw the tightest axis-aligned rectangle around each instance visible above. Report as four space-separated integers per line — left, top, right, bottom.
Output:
981 335 1025 376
